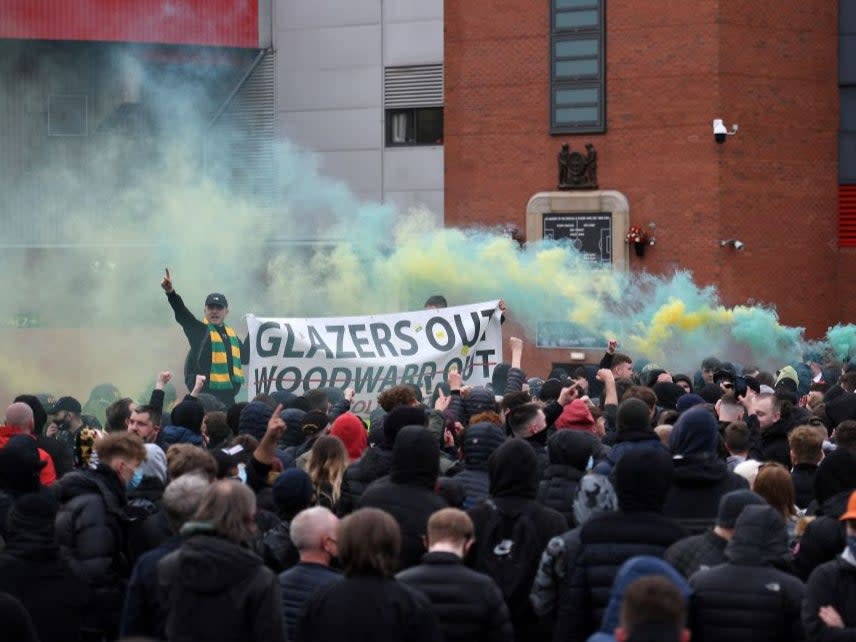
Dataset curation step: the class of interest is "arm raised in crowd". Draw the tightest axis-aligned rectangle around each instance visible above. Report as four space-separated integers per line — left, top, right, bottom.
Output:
246 404 284 492
147 371 172 415
504 337 527 394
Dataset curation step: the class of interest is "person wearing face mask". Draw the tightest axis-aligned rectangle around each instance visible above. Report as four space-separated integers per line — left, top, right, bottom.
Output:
277 506 343 641
54 432 146 641
160 268 248 408
803 489 856 639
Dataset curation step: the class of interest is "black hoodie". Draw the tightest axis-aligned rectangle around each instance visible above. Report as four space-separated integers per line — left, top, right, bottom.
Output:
689 505 805 642
359 426 448 571
536 431 596 527
158 525 286 642
560 449 686 642
468 439 567 642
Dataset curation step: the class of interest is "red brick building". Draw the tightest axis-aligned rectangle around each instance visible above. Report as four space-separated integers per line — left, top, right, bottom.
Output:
445 1 850 373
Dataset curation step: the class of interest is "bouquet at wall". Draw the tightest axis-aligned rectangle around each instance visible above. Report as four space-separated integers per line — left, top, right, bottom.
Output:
625 225 649 244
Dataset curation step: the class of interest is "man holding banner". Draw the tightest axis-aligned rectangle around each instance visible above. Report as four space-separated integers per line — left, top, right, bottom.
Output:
161 269 248 408
246 300 505 416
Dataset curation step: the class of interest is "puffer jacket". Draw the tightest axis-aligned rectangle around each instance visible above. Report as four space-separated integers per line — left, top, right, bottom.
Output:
278 562 342 641
561 449 685 642
338 446 394 516
158 525 286 642
358 427 448 570
454 422 506 509
397 551 513 642
54 463 131 637
689 505 806 642
537 431 596 527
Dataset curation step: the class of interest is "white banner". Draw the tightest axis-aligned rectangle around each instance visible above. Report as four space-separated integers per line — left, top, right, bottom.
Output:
247 301 503 415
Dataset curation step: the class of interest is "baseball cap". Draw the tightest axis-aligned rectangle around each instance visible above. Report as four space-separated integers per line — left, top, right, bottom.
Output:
49 396 82 414
205 293 228 308
839 489 856 522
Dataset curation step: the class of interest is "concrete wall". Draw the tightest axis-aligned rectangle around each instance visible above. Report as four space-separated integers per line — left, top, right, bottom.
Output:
274 0 444 223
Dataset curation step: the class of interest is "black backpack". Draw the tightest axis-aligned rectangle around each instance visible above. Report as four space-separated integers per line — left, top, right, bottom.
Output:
475 499 543 611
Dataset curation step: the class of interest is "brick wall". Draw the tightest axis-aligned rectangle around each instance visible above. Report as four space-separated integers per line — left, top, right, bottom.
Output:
445 0 840 376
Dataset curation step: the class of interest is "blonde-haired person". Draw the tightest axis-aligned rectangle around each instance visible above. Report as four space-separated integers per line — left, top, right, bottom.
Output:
55 432 147 640
307 435 349 512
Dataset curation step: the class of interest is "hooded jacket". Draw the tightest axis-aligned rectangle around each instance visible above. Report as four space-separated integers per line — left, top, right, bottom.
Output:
54 463 131 637
802 547 856 641
794 449 856 580
592 399 667 477
530 474 618 639
358 426 448 570
467 439 568 642
587 555 692 642
561 449 686 642
454 422 506 509
157 526 286 642
537 430 596 527
0 490 91 642
663 407 748 534
689 505 805 642
0 426 57 486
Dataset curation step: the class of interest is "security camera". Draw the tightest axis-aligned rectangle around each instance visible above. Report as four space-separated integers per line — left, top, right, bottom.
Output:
713 119 738 144
719 239 745 251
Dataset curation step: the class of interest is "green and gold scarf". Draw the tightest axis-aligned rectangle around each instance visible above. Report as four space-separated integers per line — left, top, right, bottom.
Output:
208 322 245 390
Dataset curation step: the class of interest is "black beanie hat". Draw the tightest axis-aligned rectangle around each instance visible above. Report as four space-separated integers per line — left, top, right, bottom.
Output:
617 398 651 432
716 490 767 528
171 399 205 434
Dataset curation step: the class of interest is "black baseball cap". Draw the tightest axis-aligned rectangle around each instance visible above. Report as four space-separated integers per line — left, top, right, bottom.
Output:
205 293 228 308
49 396 82 415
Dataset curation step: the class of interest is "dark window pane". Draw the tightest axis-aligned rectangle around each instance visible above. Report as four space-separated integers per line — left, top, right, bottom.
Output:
554 38 599 58
555 87 599 104
556 0 598 8
843 88 856 131
556 9 599 29
415 107 444 144
555 59 599 78
556 106 600 123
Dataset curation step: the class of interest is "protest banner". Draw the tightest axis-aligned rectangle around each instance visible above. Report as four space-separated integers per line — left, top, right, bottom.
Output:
247 300 503 415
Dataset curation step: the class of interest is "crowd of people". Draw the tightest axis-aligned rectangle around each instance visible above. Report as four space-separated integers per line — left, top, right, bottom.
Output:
4 280 856 641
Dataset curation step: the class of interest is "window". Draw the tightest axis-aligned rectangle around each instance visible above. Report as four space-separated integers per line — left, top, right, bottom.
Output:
386 107 443 146
550 0 605 134
384 65 443 147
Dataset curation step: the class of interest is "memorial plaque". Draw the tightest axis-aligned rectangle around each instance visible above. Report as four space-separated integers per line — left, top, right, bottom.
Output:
542 212 612 264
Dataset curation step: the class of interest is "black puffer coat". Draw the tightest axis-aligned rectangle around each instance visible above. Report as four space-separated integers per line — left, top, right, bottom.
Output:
537 431 596 527
689 505 806 642
54 463 131 638
338 446 394 516
358 427 448 570
561 448 686 642
396 551 513 642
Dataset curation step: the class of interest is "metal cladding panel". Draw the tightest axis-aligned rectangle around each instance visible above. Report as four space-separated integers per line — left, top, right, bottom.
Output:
840 185 856 248
0 0 260 48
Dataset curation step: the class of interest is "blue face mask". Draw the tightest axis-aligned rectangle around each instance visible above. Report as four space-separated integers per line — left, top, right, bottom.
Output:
127 468 144 491
847 535 856 559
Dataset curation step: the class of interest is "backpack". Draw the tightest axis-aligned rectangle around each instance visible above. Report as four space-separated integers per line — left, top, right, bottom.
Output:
475 499 543 611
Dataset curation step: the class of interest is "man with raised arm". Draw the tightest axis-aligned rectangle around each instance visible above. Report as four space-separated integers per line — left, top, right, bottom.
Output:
160 268 248 408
